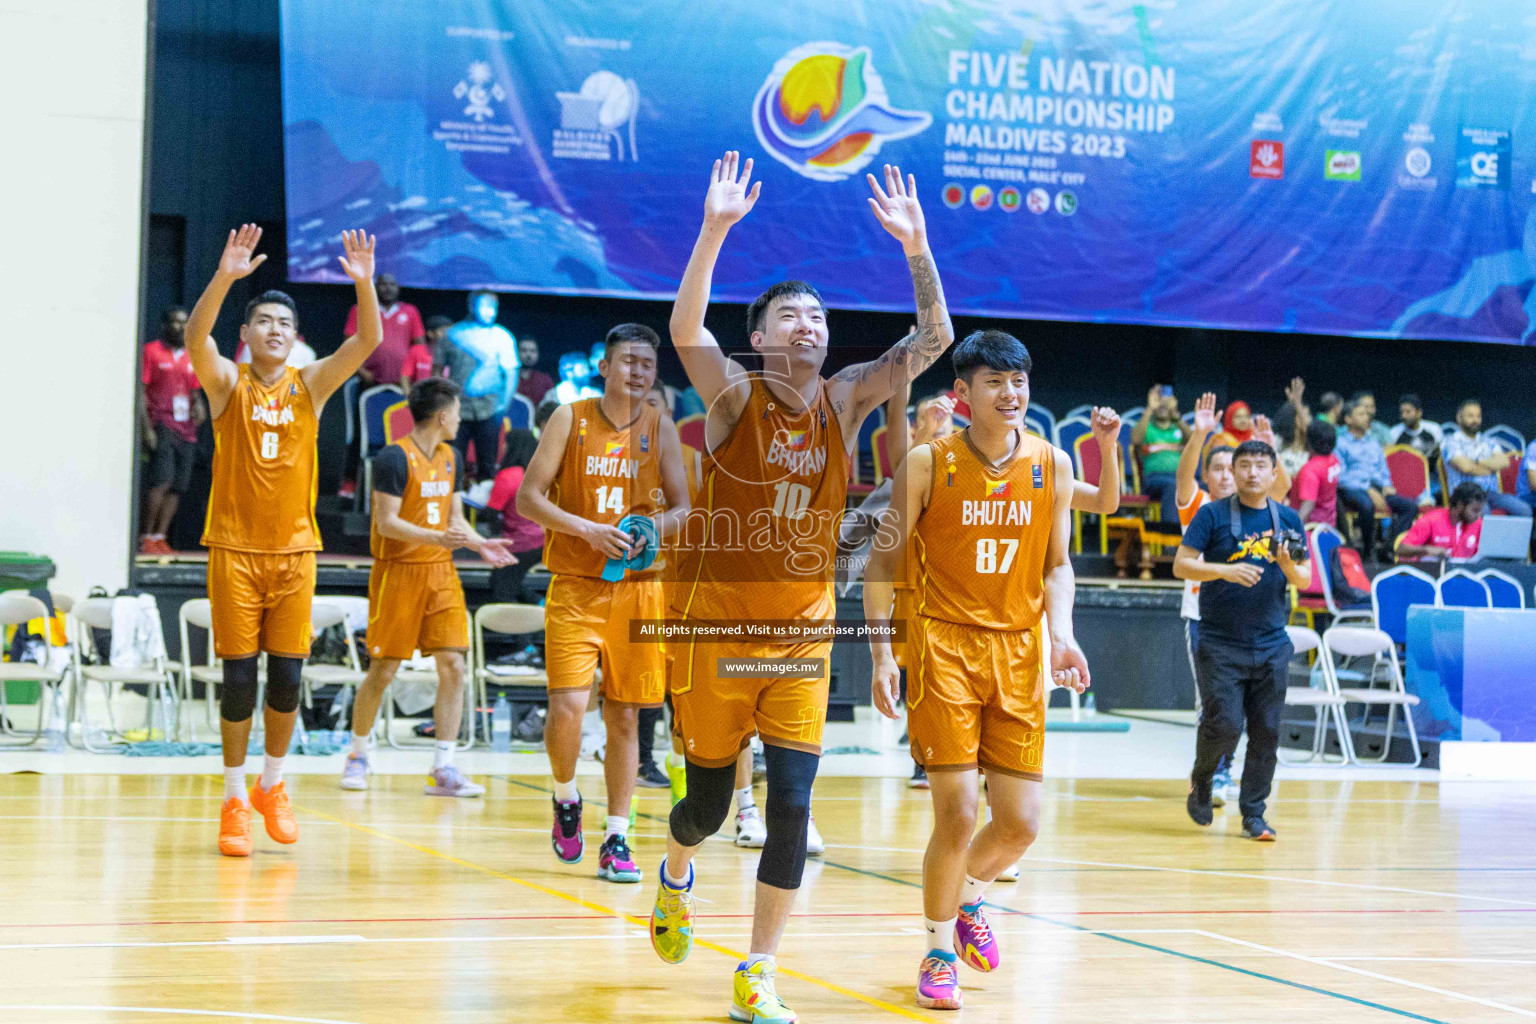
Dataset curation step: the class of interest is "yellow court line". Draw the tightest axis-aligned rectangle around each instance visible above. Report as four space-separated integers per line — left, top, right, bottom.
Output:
293 801 933 1024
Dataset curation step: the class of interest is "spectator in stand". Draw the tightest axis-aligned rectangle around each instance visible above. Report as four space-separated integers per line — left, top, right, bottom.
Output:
235 333 316 368
1335 400 1418 558
1349 391 1394 446
1397 483 1487 562
1212 400 1253 451
534 396 560 432
1316 391 1342 425
1388 393 1442 505
1291 421 1340 527
1131 385 1188 523
485 428 545 604
139 307 205 554
517 336 556 405
401 315 451 387
448 291 520 481
347 273 423 387
1519 437 1536 507
1271 402 1311 485
1442 400 1532 517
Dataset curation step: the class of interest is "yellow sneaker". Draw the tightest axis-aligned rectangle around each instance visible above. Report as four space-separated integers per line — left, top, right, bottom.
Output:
649 858 694 964
667 753 688 806
731 959 798 1023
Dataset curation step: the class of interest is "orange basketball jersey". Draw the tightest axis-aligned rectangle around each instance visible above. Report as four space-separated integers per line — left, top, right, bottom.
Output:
670 376 849 625
544 397 665 579
202 365 320 553
370 439 459 563
914 429 1056 632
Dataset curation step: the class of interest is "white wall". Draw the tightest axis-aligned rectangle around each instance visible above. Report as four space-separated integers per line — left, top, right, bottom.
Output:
0 0 149 598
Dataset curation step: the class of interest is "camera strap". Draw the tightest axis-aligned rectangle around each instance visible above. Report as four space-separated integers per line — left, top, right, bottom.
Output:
1227 494 1282 550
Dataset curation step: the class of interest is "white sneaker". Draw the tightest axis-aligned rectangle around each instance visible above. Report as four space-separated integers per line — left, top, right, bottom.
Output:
995 861 1021 882
340 753 370 791
806 813 825 856
735 807 767 848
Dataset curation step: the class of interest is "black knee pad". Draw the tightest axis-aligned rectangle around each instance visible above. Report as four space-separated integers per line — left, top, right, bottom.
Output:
759 744 819 890
219 656 259 723
265 655 304 714
668 760 735 847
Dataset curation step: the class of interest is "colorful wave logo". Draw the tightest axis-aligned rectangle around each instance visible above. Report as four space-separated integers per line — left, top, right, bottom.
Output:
752 43 931 182
605 441 626 457
785 429 811 451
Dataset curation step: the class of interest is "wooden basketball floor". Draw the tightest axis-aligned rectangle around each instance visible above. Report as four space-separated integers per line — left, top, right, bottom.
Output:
1 773 1533 1024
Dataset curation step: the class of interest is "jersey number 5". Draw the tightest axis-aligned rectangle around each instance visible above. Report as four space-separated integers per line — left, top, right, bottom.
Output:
260 431 279 460
595 485 625 515
975 538 1019 574
426 502 441 526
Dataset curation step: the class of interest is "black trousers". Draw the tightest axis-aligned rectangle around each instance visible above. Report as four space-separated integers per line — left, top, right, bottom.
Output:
454 416 502 481
1191 637 1292 819
638 706 664 763
1337 488 1417 554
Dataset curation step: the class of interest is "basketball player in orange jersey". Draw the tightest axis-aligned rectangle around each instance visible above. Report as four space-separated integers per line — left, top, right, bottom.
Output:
865 330 1090 1011
649 152 956 1023
183 224 382 857
340 377 516 798
518 323 691 883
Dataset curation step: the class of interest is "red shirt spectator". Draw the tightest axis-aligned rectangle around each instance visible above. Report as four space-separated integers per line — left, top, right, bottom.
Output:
347 274 423 384
487 464 545 554
515 338 555 405
1399 506 1483 559
141 339 201 443
1291 453 1341 526
401 342 437 386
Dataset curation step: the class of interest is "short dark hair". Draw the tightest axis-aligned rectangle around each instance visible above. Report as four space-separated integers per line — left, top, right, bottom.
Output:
952 329 1031 383
1350 390 1374 403
746 280 826 337
1339 400 1360 422
1458 398 1481 414
1233 439 1277 466
1449 481 1487 508
1305 420 1337 456
1318 391 1342 411
408 376 460 424
426 314 453 332
161 305 187 326
1205 444 1236 471
244 289 297 326
535 397 560 431
604 322 661 359
1398 393 1422 411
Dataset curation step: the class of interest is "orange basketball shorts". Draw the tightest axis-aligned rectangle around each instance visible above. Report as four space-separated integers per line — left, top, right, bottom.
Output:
543 574 665 708
207 548 316 660
907 615 1046 781
366 559 469 661
668 637 831 768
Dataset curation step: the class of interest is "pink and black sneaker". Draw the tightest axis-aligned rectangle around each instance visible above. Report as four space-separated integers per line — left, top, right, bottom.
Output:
597 833 642 883
954 902 1000 972
916 953 962 1010
551 796 584 864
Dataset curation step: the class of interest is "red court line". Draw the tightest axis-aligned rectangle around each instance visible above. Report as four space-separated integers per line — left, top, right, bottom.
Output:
7 906 1532 931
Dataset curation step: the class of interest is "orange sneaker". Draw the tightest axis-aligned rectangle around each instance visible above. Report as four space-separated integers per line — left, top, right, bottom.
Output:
218 797 252 857
249 780 299 844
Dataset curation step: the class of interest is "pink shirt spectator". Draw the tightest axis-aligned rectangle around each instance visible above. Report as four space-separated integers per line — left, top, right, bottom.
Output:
1292 453 1341 526
401 343 437 385
487 466 545 553
347 301 424 383
141 340 201 443
1400 508 1482 559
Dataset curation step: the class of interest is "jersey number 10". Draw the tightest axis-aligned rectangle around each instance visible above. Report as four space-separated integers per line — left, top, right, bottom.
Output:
975 538 1019 574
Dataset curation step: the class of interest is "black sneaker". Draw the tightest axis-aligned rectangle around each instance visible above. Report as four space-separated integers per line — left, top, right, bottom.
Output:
909 764 930 789
637 758 670 788
1186 780 1213 827
551 796 585 863
1242 816 1277 841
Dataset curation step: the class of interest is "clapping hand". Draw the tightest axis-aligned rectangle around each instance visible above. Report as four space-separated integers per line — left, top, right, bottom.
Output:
1252 414 1277 450
866 164 928 251
479 538 518 569
1193 392 1218 433
703 151 761 228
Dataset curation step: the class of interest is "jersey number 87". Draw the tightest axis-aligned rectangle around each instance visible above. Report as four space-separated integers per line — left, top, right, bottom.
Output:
975 538 1018 574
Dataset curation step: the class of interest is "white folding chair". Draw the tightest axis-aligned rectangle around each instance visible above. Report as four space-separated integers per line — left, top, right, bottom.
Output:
301 597 370 738
383 653 474 751
1323 625 1421 768
0 593 72 747
1278 625 1353 764
69 596 179 752
473 603 548 743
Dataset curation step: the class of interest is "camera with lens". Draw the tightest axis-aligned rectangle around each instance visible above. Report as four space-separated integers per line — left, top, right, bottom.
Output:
1272 528 1307 563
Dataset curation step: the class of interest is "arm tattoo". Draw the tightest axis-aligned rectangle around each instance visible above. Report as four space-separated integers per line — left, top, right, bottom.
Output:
830 251 953 396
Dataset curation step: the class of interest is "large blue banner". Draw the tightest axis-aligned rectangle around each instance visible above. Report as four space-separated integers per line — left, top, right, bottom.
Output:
280 0 1536 343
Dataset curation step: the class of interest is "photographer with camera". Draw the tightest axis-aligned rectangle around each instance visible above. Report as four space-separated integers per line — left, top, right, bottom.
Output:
1174 439 1311 842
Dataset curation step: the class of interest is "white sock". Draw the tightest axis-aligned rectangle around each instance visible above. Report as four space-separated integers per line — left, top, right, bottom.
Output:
736 785 756 813
223 766 247 803
667 752 685 769
663 857 692 888
604 815 628 839
553 777 579 804
960 875 990 910
433 740 454 769
351 732 370 759
259 754 284 791
923 917 957 956
745 953 775 971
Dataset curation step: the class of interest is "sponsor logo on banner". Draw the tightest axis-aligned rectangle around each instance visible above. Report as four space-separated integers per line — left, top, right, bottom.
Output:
971 184 994 210
454 62 506 123
1456 127 1510 189
1026 187 1050 214
436 61 520 154
1319 113 1368 138
752 43 931 182
1325 150 1361 181
1250 140 1283 179
998 186 1022 212
1055 190 1078 215
942 183 965 208
1251 112 1284 133
553 71 639 161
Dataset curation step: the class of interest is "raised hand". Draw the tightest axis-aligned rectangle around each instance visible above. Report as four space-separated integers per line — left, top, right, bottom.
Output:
1050 639 1091 694
913 394 955 445
218 224 268 280
336 230 377 283
1285 377 1305 407
1252 414 1277 449
866 164 927 251
703 151 761 227
1193 392 1218 433
1091 407 1122 444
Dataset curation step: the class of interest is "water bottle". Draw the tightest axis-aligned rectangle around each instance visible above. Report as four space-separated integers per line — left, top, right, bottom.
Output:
45 685 66 752
1084 692 1097 716
491 695 512 753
